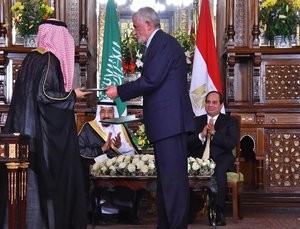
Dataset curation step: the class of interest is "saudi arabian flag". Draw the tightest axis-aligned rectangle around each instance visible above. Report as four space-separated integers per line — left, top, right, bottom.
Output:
99 0 126 116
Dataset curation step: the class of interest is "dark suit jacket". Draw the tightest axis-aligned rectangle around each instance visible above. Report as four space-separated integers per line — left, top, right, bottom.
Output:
188 113 239 162
118 30 195 142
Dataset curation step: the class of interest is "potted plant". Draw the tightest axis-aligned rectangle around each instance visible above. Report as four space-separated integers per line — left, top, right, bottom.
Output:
174 29 195 73
121 27 145 75
260 0 300 48
10 0 54 47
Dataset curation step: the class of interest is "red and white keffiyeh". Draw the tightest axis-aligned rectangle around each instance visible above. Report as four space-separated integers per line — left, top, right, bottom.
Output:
37 19 75 91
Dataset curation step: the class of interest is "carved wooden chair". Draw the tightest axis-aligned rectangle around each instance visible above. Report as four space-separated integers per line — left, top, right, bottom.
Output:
226 114 244 222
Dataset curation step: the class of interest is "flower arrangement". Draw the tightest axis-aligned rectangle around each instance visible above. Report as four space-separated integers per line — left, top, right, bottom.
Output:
174 29 195 73
90 154 216 177
121 27 145 73
91 154 156 176
134 124 152 150
10 0 54 37
260 0 300 40
188 157 216 177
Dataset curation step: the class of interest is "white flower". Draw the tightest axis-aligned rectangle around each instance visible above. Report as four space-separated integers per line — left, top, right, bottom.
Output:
127 163 136 173
141 154 149 162
101 165 108 173
148 162 155 170
110 157 117 163
109 166 117 175
116 155 124 164
188 157 196 163
140 164 149 174
136 50 143 59
148 154 155 160
119 161 127 169
136 160 145 169
135 59 143 68
185 51 192 64
131 157 140 165
209 163 216 169
92 162 100 171
140 125 145 132
109 165 116 171
124 155 131 162
278 15 287 19
105 159 113 167
192 162 200 171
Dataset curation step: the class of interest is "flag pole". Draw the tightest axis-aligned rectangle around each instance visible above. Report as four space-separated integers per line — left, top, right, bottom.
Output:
193 0 200 35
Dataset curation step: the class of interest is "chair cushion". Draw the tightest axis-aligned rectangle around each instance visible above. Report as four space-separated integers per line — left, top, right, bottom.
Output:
227 172 244 183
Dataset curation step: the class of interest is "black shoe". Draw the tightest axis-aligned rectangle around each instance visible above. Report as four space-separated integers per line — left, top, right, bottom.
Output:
208 211 217 226
216 212 226 226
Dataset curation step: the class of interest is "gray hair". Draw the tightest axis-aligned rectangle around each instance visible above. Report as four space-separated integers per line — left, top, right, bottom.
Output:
132 7 161 29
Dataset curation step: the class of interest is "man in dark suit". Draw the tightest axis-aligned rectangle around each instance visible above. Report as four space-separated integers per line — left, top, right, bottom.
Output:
105 7 195 229
187 91 239 226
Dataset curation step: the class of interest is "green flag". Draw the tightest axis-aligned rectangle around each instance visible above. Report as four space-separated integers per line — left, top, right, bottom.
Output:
100 0 126 116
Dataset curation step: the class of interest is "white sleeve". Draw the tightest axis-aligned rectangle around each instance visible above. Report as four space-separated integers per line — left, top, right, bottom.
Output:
198 133 206 145
118 132 135 155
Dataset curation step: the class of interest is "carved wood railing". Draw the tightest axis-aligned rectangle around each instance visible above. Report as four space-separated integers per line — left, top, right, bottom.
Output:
0 134 30 229
225 0 300 195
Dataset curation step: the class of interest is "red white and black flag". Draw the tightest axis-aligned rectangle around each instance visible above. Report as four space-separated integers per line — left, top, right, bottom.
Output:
189 0 224 116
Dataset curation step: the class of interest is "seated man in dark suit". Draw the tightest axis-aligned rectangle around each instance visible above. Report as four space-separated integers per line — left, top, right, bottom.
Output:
187 91 239 226
78 100 142 224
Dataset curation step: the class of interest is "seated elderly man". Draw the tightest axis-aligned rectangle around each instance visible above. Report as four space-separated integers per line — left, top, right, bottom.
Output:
78 100 142 225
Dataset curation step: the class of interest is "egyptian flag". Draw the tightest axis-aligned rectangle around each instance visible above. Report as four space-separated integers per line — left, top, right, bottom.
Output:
189 0 224 116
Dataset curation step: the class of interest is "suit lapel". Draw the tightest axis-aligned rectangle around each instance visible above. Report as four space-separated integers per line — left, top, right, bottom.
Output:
143 30 163 65
215 114 225 130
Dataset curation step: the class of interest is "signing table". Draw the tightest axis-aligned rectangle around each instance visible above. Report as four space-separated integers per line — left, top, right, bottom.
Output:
90 175 217 227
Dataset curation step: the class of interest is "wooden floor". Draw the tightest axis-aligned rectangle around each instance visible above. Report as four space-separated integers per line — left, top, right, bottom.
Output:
87 205 300 229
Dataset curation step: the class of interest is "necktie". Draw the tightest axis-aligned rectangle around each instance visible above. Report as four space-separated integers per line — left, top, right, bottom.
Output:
202 118 214 160
202 133 211 160
142 46 148 61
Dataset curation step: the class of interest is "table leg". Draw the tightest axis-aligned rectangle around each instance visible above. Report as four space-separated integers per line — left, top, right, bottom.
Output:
19 162 29 229
6 162 20 229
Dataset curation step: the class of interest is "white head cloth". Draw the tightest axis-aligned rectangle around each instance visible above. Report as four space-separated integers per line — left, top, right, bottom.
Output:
94 100 122 138
37 19 75 91
94 100 135 156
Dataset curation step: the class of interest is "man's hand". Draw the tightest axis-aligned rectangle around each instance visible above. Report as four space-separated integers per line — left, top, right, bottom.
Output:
200 125 209 138
112 132 121 148
74 88 92 99
101 132 112 152
105 85 118 99
207 118 216 136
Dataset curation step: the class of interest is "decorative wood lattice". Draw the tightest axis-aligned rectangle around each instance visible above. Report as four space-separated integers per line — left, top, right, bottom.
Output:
66 0 80 46
265 65 300 101
234 0 247 47
268 132 300 187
